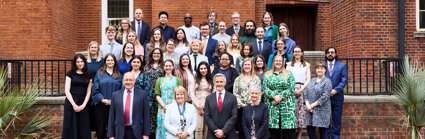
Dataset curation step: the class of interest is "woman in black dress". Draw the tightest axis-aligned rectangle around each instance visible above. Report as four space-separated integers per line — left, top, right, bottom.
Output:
62 54 92 139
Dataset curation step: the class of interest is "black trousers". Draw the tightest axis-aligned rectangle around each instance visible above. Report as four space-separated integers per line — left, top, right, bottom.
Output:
93 102 110 139
269 128 296 139
237 108 245 139
124 126 136 139
307 126 327 139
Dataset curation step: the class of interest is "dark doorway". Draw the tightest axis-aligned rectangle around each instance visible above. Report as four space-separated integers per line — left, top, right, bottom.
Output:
267 6 317 51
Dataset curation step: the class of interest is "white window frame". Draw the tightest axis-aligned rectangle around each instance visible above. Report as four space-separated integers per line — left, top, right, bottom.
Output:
102 0 134 44
417 0 425 31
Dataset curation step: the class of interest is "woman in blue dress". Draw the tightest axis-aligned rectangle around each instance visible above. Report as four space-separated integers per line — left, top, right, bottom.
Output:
155 59 183 139
129 55 150 93
117 42 135 75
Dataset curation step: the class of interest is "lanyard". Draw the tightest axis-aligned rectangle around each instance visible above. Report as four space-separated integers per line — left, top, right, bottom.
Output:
177 102 186 115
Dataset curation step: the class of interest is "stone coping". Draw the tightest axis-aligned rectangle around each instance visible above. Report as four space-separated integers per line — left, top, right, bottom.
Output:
34 95 396 105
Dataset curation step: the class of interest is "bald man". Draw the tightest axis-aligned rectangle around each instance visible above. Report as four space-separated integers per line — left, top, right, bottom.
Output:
108 73 150 139
180 13 200 43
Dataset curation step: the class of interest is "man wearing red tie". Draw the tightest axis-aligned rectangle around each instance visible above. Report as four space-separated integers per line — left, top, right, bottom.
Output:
108 73 150 139
204 73 238 139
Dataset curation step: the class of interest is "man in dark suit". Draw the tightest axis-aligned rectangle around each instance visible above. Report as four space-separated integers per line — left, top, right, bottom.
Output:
199 22 218 63
324 47 347 139
225 12 244 36
204 73 238 139
108 72 150 139
251 27 273 64
131 9 150 47
207 11 219 37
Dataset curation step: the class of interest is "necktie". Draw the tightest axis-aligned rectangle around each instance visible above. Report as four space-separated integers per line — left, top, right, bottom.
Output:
202 38 207 56
235 27 239 35
329 63 333 76
109 43 114 53
258 41 263 54
218 92 223 112
193 55 197 71
138 21 142 37
124 90 131 125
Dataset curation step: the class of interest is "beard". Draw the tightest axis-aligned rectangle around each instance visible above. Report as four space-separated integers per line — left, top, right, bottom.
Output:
244 29 255 37
326 55 335 61
185 21 191 27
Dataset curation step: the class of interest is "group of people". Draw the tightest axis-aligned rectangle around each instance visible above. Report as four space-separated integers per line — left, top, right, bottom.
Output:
61 8 348 139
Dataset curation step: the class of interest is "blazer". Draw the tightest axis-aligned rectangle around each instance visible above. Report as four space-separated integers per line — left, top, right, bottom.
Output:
241 103 270 139
325 61 348 101
209 22 219 37
199 37 218 63
107 88 150 139
131 20 151 46
211 67 239 94
225 26 245 36
251 40 273 64
164 102 198 139
204 91 238 139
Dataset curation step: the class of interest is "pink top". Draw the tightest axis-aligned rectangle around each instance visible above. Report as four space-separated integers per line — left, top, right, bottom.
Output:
135 45 144 57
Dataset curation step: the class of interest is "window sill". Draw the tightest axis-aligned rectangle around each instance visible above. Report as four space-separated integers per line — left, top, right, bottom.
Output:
414 31 425 38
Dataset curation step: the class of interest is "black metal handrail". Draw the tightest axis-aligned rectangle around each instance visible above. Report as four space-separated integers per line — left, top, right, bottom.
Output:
0 59 72 96
339 58 402 95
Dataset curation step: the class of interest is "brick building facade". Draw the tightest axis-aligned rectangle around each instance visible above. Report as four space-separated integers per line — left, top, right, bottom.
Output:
1 0 424 61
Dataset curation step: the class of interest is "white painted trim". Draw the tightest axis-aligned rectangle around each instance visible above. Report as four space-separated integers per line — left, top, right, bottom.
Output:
101 0 108 44
417 0 425 31
101 0 133 44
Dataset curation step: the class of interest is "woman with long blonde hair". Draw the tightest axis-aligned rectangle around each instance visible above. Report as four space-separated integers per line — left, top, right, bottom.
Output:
115 18 132 44
227 34 242 65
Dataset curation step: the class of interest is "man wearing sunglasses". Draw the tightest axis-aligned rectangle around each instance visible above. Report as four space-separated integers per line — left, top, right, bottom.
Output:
179 14 200 43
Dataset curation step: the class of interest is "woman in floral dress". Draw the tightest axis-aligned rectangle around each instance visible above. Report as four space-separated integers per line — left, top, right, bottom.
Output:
144 48 164 138
155 59 183 139
263 55 296 139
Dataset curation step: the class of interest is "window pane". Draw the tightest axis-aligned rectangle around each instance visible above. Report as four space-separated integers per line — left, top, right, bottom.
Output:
421 0 425 10
421 12 425 28
108 0 129 18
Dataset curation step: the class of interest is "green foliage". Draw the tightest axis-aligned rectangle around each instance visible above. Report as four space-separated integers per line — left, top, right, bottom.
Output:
0 70 52 138
393 57 425 139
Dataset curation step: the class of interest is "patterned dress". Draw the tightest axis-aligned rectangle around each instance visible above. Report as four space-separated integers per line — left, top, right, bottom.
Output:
286 62 310 128
134 72 151 99
262 70 296 129
154 76 183 139
144 65 164 133
304 78 332 128
233 75 261 108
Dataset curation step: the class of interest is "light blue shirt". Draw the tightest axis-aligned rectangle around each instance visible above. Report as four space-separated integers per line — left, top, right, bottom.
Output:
100 41 123 60
123 88 134 125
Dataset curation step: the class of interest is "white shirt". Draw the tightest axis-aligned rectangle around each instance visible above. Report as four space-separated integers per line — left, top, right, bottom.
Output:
179 26 200 43
123 88 134 125
286 62 310 83
215 89 226 104
212 33 231 47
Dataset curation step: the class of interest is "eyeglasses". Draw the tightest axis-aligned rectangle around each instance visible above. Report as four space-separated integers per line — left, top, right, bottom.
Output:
184 17 192 20
220 59 230 61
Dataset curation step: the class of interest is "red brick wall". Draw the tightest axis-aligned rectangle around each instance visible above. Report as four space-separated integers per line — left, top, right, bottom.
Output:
75 0 102 52
405 0 425 62
50 0 78 59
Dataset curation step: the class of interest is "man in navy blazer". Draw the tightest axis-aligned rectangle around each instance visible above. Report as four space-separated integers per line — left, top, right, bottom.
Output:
131 9 151 47
324 47 347 139
199 22 218 63
108 73 150 139
251 27 273 64
204 73 238 139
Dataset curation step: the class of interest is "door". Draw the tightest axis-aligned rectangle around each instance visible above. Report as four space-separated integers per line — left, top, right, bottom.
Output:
267 6 316 51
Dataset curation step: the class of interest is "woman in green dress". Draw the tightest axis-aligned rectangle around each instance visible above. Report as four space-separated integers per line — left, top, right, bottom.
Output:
262 55 296 139
155 59 183 139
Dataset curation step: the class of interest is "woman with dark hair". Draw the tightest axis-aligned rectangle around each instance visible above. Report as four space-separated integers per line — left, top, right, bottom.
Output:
174 54 194 103
189 61 213 139
129 55 150 93
144 48 164 138
174 28 190 57
263 55 296 139
253 55 268 84
92 53 122 139
262 12 278 44
210 40 234 71
267 39 290 70
272 23 296 55
117 42 135 75
155 60 183 139
286 46 311 139
147 28 166 53
304 62 332 139
236 43 255 73
62 54 92 139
